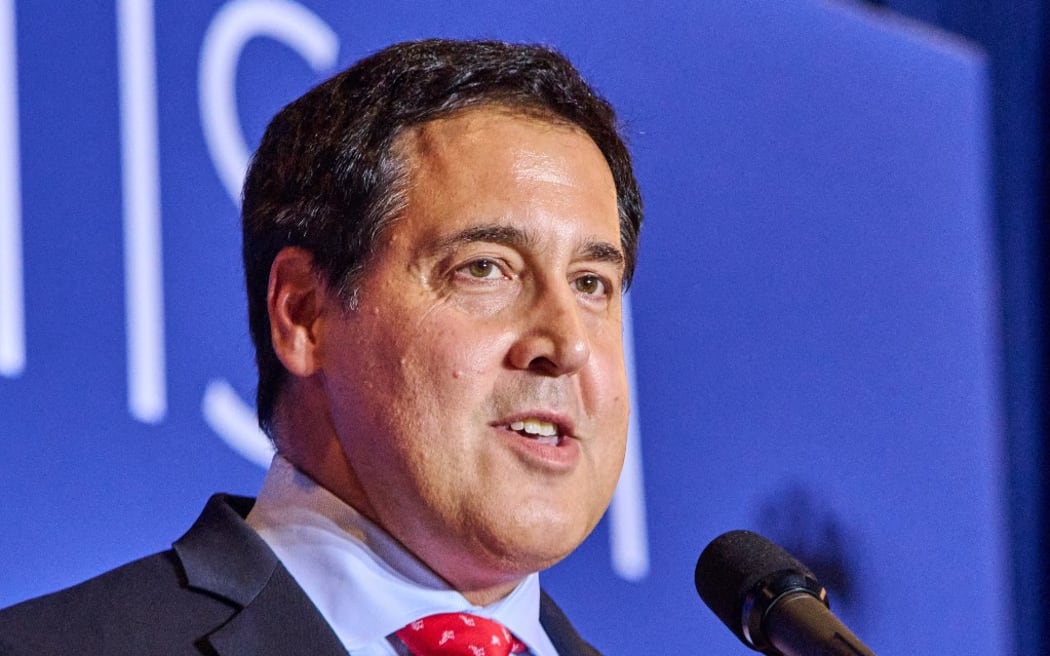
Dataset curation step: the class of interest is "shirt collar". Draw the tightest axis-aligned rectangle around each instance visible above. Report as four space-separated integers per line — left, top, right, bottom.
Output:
246 455 557 656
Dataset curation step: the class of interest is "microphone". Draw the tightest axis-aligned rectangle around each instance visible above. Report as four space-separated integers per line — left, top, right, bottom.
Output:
694 530 877 656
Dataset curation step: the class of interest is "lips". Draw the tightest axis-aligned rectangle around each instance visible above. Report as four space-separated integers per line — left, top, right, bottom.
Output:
489 412 581 471
496 413 574 447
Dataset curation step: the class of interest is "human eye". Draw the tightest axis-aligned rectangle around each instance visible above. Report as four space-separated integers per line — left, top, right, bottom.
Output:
455 258 505 281
572 273 610 298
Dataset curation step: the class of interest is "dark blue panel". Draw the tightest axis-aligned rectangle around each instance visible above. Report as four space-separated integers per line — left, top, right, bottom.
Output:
0 1 1008 653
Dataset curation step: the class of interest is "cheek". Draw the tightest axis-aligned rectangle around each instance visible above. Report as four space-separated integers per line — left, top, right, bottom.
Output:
412 313 514 381
585 337 630 478
584 333 629 408
381 320 514 449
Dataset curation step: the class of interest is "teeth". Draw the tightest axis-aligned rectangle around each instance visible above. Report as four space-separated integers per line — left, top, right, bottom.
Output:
509 419 558 437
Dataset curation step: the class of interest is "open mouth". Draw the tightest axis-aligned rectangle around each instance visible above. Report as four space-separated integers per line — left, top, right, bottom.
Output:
505 418 563 446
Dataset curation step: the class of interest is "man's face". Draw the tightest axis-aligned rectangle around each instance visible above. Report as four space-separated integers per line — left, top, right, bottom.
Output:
316 107 629 596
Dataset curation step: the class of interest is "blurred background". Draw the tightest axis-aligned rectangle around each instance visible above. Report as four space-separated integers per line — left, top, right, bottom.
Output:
0 1 1045 653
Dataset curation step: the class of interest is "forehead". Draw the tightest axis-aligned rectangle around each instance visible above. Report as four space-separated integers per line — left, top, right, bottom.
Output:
391 106 620 244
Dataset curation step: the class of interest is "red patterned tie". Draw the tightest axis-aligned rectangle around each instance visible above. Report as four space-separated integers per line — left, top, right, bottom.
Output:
395 612 528 655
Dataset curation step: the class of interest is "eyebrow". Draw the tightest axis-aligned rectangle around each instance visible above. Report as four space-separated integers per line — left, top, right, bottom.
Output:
431 223 625 271
580 239 626 270
433 224 531 252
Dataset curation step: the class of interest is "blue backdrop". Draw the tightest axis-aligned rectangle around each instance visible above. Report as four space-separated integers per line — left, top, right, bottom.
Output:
0 1 1011 653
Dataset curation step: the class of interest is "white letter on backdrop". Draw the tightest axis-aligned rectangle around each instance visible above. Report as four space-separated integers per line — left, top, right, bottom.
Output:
611 293 650 580
199 0 338 466
117 0 166 423
0 0 24 378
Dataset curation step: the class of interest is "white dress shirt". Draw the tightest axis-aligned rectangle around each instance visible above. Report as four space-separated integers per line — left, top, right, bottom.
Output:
246 455 559 656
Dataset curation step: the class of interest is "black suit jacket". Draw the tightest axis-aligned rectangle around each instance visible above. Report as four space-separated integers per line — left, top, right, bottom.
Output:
0 494 602 655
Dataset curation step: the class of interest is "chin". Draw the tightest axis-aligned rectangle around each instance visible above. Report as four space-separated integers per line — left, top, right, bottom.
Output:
483 513 597 573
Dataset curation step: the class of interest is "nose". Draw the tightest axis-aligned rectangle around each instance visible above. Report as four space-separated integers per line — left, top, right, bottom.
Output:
506 283 591 376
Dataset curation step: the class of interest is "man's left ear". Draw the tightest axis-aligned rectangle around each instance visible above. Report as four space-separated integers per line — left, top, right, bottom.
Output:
267 246 326 377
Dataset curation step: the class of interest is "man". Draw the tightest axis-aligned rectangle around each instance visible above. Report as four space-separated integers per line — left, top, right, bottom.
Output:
0 39 642 655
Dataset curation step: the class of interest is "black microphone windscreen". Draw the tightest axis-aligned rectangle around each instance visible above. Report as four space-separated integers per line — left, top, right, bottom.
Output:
694 530 816 643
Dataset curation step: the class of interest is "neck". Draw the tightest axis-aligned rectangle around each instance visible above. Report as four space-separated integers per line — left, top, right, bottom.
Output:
272 394 529 609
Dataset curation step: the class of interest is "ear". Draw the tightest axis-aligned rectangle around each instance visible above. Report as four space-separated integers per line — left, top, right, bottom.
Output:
268 246 327 378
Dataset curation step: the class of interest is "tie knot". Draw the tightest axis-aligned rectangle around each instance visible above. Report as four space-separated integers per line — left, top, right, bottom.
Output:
395 612 528 656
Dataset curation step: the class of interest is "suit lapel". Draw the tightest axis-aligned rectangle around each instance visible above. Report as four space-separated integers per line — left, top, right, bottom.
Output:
205 565 349 656
172 494 348 656
540 589 603 656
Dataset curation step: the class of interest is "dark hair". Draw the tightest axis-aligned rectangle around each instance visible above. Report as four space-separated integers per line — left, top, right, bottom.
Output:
242 38 643 437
